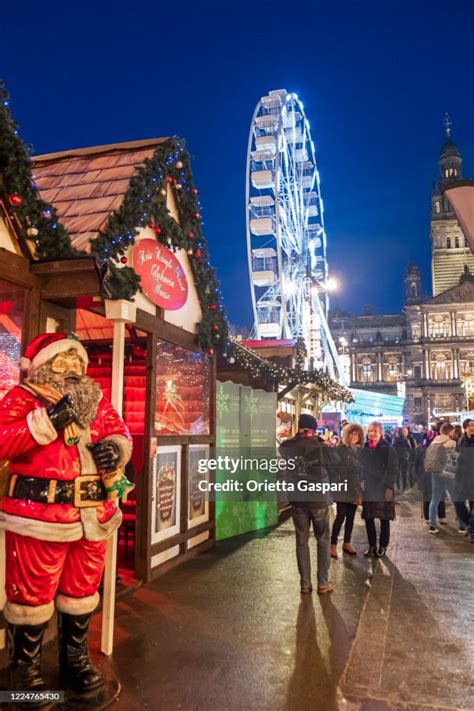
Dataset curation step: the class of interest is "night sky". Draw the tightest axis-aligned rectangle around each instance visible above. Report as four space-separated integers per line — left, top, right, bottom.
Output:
2 0 473 327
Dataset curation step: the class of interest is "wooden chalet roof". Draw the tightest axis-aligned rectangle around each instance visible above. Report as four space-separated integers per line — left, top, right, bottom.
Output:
32 138 169 252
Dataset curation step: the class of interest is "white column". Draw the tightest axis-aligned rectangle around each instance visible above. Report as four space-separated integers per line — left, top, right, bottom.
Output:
451 312 456 337
377 352 382 382
101 299 136 656
350 351 356 383
422 313 428 338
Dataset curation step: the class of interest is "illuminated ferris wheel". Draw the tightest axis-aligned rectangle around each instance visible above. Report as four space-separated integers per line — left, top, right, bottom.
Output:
246 89 342 378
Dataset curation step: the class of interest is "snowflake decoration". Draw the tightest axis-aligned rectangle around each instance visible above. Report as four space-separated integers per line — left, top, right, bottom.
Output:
216 385 231 415
245 392 260 416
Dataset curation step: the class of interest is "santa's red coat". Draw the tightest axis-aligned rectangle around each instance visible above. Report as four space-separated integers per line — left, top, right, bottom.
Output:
0 385 132 528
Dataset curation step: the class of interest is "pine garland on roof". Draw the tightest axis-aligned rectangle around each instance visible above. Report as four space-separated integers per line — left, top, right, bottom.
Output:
227 338 354 403
0 84 227 352
90 137 228 352
0 82 80 259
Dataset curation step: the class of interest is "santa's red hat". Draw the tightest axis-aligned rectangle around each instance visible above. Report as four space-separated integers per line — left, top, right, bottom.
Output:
20 333 88 374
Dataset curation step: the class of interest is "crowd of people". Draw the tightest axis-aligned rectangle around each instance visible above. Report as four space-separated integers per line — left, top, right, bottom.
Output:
279 414 474 595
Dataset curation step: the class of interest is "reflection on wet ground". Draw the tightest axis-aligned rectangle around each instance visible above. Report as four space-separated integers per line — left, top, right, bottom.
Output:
1 497 472 710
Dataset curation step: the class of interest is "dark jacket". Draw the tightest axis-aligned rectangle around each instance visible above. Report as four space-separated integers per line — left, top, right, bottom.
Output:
279 433 338 507
393 435 410 462
332 444 361 503
360 438 397 521
455 434 474 500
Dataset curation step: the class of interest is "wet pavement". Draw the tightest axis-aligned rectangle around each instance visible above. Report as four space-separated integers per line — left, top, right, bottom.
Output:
1 497 473 710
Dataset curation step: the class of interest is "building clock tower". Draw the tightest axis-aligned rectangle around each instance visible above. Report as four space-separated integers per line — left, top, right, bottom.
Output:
430 114 474 296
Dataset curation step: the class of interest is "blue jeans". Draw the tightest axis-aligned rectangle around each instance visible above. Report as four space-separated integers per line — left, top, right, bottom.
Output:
429 474 470 529
291 504 330 587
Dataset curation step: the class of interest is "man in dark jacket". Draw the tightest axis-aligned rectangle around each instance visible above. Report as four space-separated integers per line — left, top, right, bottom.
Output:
456 419 474 543
279 414 337 595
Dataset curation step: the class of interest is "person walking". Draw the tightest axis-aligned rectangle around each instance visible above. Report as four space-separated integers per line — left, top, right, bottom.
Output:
415 431 446 523
393 427 411 491
360 421 398 558
279 414 336 595
426 422 468 533
330 423 363 559
455 418 474 542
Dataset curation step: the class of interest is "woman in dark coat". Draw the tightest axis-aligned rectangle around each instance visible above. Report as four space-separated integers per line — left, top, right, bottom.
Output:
330 423 363 558
360 421 398 558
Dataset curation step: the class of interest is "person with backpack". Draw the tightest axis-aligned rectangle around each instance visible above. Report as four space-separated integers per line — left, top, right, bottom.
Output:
415 431 446 523
427 422 469 533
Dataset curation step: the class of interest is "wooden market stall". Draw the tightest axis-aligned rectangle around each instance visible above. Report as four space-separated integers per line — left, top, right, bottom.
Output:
0 88 226 593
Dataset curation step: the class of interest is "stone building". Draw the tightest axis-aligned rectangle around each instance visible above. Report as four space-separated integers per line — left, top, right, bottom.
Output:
330 126 474 426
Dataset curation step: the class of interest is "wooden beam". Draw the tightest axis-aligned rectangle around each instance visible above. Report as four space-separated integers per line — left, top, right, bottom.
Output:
135 308 198 349
31 258 100 300
0 249 39 288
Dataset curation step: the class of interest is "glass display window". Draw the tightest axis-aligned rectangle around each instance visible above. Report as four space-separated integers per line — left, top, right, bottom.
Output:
155 340 211 436
0 280 27 401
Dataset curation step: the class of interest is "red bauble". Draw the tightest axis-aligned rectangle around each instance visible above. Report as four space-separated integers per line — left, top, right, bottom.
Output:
188 231 194 238
213 324 219 331
193 212 200 219
154 227 162 234
8 193 22 207
209 304 217 311
195 249 201 259
192 188 198 195
120 256 128 264
207 348 214 356
149 222 155 229
166 176 174 184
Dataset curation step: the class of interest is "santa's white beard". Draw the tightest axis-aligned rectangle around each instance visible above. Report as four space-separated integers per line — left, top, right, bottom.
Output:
27 365 101 427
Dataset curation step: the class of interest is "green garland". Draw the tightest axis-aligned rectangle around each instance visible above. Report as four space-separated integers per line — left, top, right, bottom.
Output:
227 338 354 403
90 137 228 352
0 83 227 353
0 83 80 259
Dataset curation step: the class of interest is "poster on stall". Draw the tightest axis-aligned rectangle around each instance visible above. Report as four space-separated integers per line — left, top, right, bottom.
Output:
151 445 181 544
188 444 210 528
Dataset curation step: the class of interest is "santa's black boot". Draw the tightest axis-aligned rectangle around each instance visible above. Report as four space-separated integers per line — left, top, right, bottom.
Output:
8 622 49 706
58 612 105 698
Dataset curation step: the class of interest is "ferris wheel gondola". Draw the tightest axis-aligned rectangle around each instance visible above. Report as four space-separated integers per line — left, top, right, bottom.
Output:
246 89 343 380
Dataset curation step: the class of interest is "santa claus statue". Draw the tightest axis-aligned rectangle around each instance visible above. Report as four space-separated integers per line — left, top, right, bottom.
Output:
0 333 132 700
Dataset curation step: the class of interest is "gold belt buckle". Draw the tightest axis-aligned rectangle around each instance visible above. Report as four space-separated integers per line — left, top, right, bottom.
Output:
74 475 103 508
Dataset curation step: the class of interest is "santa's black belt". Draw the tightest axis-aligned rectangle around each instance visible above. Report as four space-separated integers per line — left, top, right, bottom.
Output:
8 474 106 508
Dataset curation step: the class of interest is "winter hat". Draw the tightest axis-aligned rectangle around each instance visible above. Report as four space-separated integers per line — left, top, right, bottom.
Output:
20 333 88 374
298 414 318 430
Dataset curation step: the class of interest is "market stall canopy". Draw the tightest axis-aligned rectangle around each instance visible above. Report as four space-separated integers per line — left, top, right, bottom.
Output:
443 180 474 254
345 388 405 426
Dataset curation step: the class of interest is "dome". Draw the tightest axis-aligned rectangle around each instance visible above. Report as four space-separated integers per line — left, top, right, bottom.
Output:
440 139 461 159
406 262 421 275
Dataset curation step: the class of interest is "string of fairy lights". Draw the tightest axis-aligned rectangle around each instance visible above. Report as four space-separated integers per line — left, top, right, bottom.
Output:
0 81 352 404
225 338 354 403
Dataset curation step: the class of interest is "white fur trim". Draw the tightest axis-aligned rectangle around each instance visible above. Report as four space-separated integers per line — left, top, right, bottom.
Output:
19 356 31 371
55 592 100 615
0 511 83 542
80 507 122 542
26 407 58 445
104 434 132 467
29 339 88 373
4 600 54 625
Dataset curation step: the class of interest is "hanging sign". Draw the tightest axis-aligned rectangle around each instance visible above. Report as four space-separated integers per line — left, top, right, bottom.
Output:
132 238 188 310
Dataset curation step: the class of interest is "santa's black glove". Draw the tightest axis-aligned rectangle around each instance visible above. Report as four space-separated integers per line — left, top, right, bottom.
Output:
88 439 121 471
47 395 77 430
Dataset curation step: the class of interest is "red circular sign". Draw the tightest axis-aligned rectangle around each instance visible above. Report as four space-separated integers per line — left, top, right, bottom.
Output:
132 239 188 310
